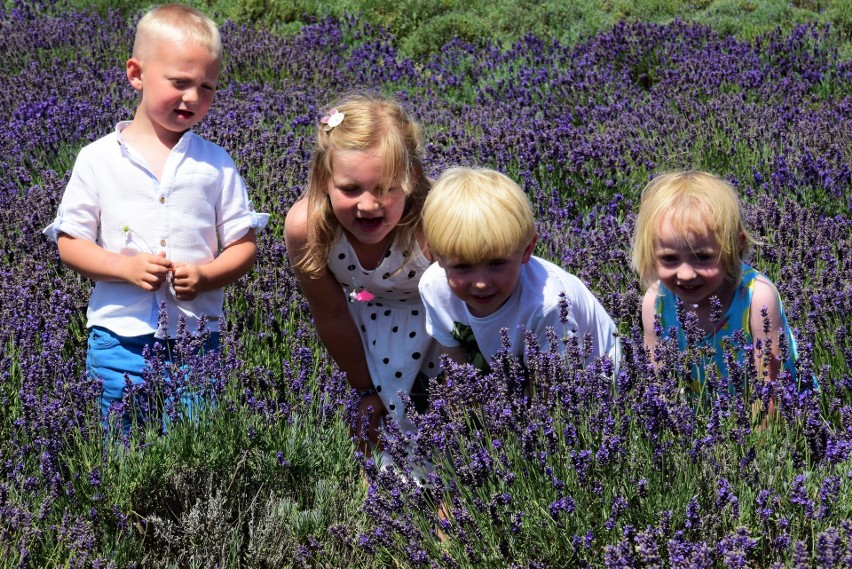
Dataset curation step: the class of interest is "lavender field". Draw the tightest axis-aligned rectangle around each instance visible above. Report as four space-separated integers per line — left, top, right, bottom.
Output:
1 1 851 567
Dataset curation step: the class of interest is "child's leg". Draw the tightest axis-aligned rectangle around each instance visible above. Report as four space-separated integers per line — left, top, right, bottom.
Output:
86 327 155 433
162 332 220 425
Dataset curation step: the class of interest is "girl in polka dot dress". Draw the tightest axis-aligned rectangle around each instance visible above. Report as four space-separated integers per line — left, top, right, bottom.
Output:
285 92 443 453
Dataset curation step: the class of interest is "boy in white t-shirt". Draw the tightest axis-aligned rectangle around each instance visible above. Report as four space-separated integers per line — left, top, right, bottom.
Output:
419 167 619 375
43 4 268 431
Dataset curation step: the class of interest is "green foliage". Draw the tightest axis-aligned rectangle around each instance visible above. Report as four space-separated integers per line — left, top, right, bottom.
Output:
694 0 820 39
56 0 852 58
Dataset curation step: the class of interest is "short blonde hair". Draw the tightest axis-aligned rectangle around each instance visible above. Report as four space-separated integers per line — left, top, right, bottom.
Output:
631 170 757 290
133 4 222 61
298 92 430 277
424 167 536 263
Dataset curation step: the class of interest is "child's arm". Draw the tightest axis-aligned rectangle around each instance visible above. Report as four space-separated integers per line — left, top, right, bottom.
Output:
171 230 257 301
57 234 172 290
443 346 468 364
284 202 374 389
641 284 660 361
284 200 385 439
749 277 786 383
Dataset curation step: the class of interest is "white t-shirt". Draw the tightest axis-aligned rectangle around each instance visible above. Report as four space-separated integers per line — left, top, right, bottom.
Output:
419 256 619 367
43 122 269 338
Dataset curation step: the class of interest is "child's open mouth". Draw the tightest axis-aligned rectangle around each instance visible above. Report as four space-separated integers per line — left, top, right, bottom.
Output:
175 109 194 119
356 217 383 231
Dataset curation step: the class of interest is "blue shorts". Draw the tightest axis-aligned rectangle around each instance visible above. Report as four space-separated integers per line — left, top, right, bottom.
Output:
86 326 220 432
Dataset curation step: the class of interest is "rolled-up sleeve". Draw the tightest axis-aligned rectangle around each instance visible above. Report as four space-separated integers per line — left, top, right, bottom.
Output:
216 157 269 247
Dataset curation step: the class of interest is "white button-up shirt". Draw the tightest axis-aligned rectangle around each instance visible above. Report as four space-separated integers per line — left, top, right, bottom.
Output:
44 122 269 338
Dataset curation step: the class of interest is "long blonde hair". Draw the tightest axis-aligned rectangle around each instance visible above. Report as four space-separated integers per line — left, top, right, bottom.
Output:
631 170 757 290
297 92 430 277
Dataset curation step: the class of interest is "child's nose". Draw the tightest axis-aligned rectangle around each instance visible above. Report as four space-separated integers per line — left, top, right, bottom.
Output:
358 193 382 212
472 272 488 288
182 88 199 103
677 263 697 281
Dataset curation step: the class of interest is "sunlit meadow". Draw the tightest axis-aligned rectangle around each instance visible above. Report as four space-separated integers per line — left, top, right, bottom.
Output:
1 1 850 567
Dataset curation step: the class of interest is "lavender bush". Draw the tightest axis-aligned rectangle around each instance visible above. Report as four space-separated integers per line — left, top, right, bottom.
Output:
1 1 850 566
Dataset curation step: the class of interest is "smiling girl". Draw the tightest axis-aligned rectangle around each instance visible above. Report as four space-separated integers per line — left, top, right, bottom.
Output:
632 170 801 392
284 93 443 459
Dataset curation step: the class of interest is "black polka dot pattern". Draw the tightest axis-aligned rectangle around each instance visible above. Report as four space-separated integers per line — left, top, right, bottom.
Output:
327 236 443 426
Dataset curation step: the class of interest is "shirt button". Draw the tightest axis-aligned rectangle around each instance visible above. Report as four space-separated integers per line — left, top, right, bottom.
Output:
160 239 166 246
159 196 165 204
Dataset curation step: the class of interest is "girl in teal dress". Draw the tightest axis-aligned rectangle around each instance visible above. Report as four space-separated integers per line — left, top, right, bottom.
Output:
631 170 804 398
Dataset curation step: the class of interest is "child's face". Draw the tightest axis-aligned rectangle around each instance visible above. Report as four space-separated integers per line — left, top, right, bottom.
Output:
326 150 406 248
653 217 728 307
128 38 220 143
438 241 535 318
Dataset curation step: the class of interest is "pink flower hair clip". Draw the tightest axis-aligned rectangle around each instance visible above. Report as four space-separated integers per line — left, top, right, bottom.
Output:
320 108 345 131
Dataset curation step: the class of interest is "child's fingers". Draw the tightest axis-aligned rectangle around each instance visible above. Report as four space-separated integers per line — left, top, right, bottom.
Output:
147 253 173 270
357 393 386 444
170 262 193 280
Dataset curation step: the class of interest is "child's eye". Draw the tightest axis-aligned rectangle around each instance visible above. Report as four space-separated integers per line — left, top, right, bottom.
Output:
488 260 508 268
171 79 188 88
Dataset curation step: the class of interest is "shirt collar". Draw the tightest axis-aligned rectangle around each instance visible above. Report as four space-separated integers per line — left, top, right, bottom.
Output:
114 121 195 151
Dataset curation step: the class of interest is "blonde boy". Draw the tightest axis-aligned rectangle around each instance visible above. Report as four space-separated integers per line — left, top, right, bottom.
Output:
419 167 619 372
43 4 268 428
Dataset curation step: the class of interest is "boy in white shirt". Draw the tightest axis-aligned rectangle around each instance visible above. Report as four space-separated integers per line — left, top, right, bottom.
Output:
419 167 619 376
43 4 268 430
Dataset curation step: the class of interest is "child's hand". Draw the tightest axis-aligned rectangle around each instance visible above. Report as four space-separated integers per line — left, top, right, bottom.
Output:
124 250 172 291
355 392 386 447
171 262 206 301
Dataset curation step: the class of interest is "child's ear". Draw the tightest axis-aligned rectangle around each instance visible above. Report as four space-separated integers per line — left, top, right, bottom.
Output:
738 231 746 252
521 235 537 264
126 58 143 92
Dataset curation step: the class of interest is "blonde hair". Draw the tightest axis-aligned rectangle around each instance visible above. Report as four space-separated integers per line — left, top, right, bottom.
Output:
424 167 536 263
297 92 431 277
133 4 222 61
631 170 757 290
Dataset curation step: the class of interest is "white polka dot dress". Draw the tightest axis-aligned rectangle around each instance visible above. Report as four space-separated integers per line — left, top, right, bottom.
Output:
327 233 442 433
